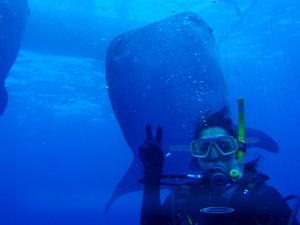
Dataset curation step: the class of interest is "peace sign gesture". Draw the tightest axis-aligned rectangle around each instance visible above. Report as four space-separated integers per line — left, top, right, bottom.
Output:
139 124 164 174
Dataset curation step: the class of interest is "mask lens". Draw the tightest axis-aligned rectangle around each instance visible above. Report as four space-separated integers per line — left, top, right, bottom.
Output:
216 136 237 154
191 136 238 157
192 139 211 157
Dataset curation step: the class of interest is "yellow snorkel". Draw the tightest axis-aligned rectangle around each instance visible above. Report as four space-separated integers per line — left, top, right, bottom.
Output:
230 98 246 181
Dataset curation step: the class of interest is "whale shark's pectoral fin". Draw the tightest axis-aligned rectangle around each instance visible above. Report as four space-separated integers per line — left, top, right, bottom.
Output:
168 126 279 153
232 125 279 153
245 127 279 153
103 126 279 215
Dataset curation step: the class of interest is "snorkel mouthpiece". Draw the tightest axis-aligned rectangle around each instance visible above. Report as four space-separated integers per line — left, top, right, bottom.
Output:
230 169 242 180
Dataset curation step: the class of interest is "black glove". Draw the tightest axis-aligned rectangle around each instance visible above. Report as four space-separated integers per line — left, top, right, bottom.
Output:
139 124 164 174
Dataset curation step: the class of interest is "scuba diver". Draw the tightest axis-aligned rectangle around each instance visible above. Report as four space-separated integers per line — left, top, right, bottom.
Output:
139 106 299 225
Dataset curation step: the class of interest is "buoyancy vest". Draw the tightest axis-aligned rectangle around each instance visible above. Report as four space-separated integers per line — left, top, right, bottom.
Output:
170 171 273 225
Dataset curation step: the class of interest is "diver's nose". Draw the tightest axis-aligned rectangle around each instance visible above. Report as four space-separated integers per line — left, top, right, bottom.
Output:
209 145 220 161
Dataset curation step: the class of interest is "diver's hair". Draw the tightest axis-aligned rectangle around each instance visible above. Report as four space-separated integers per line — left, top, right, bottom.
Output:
194 107 236 139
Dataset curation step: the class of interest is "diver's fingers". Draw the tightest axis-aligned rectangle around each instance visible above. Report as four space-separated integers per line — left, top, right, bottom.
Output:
155 125 163 146
145 124 153 141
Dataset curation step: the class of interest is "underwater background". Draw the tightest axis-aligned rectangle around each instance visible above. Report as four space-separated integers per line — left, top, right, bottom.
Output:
0 0 299 224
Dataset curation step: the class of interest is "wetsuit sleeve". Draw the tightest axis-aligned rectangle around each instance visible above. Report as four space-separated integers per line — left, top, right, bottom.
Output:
162 193 175 225
140 173 164 225
263 185 299 225
139 125 165 224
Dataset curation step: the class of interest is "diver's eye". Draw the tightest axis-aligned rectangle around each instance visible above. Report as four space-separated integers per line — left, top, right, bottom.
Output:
216 138 234 152
219 141 231 148
195 140 210 155
199 141 210 152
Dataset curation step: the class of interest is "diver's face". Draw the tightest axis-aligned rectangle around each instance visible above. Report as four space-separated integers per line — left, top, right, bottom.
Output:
197 127 237 174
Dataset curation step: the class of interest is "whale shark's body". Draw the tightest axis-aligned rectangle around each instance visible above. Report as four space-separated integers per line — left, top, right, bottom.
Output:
105 12 277 212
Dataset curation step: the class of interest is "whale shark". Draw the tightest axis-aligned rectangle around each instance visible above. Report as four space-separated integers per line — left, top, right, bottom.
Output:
105 12 278 212
0 0 29 114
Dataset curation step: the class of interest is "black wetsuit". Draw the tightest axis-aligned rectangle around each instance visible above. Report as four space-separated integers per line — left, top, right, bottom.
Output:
141 171 299 225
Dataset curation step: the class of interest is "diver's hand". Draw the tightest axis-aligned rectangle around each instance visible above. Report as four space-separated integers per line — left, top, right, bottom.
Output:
139 124 164 174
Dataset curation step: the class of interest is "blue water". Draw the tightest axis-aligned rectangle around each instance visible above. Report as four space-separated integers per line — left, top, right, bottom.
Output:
1 0 300 224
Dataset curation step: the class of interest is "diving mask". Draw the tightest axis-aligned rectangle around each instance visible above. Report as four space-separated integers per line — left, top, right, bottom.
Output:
190 135 238 158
